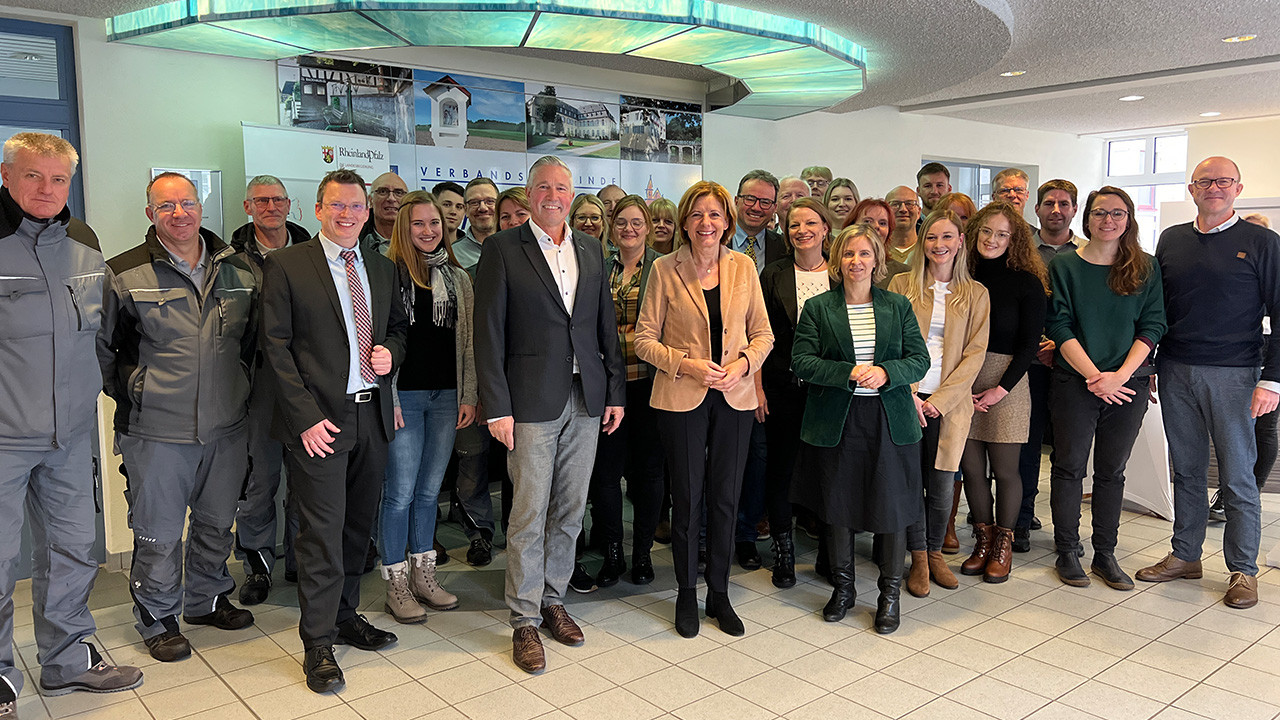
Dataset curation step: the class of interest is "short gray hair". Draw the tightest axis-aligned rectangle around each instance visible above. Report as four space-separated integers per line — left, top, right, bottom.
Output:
246 174 287 199
526 155 572 191
992 167 1029 187
2 132 79 173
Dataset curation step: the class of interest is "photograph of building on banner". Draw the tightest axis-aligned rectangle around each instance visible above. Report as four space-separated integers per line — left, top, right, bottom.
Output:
524 83 621 160
619 95 703 166
413 70 526 153
278 57 414 145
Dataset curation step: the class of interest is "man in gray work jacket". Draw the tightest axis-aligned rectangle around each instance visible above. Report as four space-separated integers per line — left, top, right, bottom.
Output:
0 133 142 717
97 172 259 663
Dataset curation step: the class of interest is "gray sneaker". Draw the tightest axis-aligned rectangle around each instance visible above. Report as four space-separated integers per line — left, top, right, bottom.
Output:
39 645 143 696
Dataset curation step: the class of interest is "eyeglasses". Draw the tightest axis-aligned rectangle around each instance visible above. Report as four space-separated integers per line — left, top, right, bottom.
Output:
1089 209 1129 220
737 194 776 210
996 186 1029 197
464 198 496 209
1190 177 1238 190
249 196 289 208
152 200 201 215
613 218 648 230
323 202 367 214
978 227 1013 241
573 213 603 224
371 187 407 199
887 200 918 209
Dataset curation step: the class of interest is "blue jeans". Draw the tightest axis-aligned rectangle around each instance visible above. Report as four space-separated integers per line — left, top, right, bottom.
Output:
380 389 458 561
1159 359 1262 575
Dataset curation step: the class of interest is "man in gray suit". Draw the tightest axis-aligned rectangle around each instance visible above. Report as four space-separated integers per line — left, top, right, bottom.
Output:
473 156 625 674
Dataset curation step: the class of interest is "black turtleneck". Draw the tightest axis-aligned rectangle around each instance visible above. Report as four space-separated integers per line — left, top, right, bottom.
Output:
972 254 1047 391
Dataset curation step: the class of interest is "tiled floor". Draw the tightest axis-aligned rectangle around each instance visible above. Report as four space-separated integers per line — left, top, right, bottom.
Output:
11 484 1280 720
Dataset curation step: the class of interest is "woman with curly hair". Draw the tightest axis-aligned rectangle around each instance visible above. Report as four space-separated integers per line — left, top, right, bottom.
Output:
957 202 1048 583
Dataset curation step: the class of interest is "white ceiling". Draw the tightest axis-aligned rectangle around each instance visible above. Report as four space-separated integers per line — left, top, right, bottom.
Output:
5 0 1277 134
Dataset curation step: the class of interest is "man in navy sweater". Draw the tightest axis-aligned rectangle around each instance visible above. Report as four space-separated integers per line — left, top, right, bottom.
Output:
1138 156 1280 610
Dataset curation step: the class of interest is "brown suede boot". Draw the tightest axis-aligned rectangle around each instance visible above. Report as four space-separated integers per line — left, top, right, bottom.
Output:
927 551 959 589
942 481 963 554
962 523 994 576
984 527 1014 584
907 551 930 598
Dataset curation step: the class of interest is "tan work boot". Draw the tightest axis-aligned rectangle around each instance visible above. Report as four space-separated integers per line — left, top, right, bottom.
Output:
382 562 428 624
907 550 930 597
1135 553 1203 583
410 551 459 611
927 550 959 589
1224 572 1259 609
943 481 963 554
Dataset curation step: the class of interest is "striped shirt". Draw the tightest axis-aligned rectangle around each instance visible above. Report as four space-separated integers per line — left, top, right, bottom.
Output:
846 302 878 396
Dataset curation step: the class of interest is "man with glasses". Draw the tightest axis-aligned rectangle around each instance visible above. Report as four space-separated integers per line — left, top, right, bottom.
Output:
801 165 832 198
885 186 923 265
98 172 260 661
916 162 953 213
992 168 1032 218
260 168 408 692
362 172 408 256
1138 156 1280 610
0 132 142 714
230 175 311 605
452 177 500 274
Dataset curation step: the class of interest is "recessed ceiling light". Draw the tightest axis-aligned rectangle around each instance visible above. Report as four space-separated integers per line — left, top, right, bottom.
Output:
1119 95 1145 102
1200 111 1222 117
1222 34 1257 43
999 70 1026 77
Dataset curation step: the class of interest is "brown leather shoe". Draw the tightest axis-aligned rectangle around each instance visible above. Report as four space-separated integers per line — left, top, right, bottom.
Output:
907 551 930 598
927 551 959 589
512 627 545 674
962 523 994 576
984 527 1013 584
1135 553 1203 583
1224 572 1259 609
942 481 963 554
540 605 585 646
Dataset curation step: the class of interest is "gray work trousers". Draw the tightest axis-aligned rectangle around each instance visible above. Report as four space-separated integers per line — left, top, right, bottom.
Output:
119 426 247 639
0 432 100 695
234 399 297 576
505 378 598 628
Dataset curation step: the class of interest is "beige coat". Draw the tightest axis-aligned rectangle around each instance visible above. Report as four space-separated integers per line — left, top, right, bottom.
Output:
887 272 990 471
635 244 774 412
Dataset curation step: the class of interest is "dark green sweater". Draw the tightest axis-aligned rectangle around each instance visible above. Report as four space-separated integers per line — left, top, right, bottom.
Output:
1046 250 1166 377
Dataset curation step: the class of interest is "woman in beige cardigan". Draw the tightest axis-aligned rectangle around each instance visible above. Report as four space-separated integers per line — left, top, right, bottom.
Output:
887 208 989 598
635 181 773 639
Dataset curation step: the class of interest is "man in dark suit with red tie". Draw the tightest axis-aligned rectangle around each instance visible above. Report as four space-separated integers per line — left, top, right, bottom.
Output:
259 168 409 694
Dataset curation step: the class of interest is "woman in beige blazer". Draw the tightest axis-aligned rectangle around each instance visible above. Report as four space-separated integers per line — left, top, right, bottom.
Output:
635 181 773 640
887 209 989 599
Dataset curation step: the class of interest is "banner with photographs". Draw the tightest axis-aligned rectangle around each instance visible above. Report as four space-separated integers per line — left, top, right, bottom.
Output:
274 57 702 203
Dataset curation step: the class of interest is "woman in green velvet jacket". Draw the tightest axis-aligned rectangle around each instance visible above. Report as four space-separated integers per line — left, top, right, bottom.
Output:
791 224 930 634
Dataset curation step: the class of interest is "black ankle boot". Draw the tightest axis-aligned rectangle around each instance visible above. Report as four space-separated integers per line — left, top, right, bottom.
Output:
630 550 654 585
1056 550 1090 587
596 542 626 588
822 565 856 622
874 576 901 634
675 588 699 638
771 531 796 589
1090 552 1134 591
705 591 744 636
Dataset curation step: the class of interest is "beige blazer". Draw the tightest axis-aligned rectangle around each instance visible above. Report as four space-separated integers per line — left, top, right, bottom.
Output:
887 272 990 471
635 244 774 412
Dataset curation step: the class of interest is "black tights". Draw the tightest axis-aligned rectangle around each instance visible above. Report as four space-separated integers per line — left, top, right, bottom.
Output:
960 440 1022 529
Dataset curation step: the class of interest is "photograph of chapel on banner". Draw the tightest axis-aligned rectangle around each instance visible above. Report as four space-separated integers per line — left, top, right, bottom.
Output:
525 83 621 159
413 69 526 153
619 95 703 165
277 57 414 144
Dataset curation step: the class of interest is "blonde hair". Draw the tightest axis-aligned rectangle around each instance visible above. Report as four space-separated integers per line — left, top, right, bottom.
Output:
2 131 78 172
610 194 657 248
388 191 459 289
828 224 886 284
902 208 978 305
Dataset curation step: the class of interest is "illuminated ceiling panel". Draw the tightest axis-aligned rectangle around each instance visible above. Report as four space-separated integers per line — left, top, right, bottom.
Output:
106 0 868 120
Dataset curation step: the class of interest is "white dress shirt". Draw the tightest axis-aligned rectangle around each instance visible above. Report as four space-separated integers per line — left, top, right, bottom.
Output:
319 233 377 394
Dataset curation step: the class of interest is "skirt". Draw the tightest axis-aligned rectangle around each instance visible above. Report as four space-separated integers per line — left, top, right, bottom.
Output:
791 394 922 534
968 352 1031 444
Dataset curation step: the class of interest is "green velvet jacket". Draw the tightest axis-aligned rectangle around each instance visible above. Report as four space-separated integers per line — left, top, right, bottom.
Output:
791 285 930 448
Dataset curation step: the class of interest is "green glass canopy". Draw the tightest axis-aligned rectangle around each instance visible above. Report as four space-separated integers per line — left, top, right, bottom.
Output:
106 0 867 120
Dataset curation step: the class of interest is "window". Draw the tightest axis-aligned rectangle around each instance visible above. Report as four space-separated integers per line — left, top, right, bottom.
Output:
920 159 1038 212
1103 132 1188 252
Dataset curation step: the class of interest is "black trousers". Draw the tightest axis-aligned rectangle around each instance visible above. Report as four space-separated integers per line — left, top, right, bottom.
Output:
286 396 387 649
907 395 951 552
1018 363 1052 528
588 377 665 551
762 382 806 534
657 391 754 592
1048 371 1149 555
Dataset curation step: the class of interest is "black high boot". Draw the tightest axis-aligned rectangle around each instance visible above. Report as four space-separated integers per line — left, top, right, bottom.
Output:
822 526 856 622
771 530 796 589
873 531 906 634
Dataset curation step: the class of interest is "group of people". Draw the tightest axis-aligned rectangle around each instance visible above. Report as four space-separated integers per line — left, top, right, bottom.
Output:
1 127 1277 713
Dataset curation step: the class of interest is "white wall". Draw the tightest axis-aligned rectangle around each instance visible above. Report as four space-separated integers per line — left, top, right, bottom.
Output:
1186 116 1280 198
